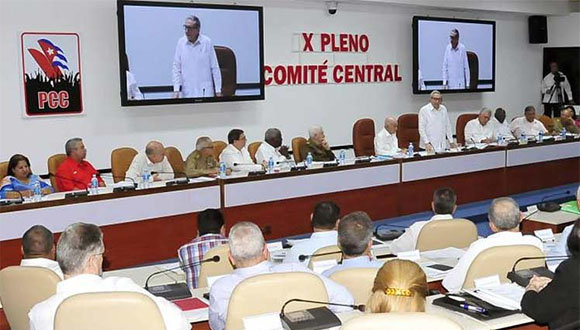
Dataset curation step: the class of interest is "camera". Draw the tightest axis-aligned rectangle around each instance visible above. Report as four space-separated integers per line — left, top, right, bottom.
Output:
326 1 338 15
553 72 565 85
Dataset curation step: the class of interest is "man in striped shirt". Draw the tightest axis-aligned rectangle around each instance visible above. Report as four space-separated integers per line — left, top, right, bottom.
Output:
178 209 228 289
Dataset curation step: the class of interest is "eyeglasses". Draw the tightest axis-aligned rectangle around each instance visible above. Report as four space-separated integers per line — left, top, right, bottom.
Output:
184 25 199 31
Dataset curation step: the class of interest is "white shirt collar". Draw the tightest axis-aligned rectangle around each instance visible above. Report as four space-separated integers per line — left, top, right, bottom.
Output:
430 214 454 221
233 260 271 277
310 230 338 239
57 274 102 293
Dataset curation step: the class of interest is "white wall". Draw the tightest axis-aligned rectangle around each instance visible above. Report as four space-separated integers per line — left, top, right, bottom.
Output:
0 0 575 171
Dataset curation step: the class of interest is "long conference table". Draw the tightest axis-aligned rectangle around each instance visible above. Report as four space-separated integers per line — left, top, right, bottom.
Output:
1 138 579 273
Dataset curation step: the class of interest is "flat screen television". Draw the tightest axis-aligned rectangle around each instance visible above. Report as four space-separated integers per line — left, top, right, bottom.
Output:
117 0 264 106
413 16 495 94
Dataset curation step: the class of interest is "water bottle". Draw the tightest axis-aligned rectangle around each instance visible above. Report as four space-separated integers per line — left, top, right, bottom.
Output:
267 157 275 174
407 142 414 157
520 134 526 144
90 174 99 195
219 161 227 178
560 128 567 138
538 131 543 143
339 150 346 165
33 181 42 202
141 167 151 189
306 152 313 168
497 134 503 146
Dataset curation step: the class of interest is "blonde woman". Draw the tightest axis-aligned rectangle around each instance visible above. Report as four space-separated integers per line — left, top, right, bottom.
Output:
367 259 428 313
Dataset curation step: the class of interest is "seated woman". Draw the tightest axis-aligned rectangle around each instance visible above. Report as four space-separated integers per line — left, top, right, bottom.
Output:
0 154 53 199
367 259 428 313
521 219 579 329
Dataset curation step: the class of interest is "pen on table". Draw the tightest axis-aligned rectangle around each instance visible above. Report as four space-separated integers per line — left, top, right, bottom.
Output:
460 303 487 313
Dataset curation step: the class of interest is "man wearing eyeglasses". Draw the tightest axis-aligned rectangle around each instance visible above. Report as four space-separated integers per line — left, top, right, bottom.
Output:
418 90 457 153
172 15 222 98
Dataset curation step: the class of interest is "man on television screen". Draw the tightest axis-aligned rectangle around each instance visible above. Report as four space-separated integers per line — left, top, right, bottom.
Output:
442 28 470 90
172 15 222 98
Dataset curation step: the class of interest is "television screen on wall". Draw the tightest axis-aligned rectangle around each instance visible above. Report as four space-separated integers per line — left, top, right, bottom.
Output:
413 16 496 94
117 0 264 106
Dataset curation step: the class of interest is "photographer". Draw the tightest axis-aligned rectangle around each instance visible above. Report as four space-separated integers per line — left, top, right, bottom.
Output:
542 61 574 117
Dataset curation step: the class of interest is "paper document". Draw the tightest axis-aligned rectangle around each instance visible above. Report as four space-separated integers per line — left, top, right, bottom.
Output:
286 238 308 246
466 283 525 311
421 247 465 260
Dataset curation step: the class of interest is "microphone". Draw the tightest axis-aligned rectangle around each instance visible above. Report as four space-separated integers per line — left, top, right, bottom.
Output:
49 173 90 198
298 251 342 262
538 190 571 212
144 255 220 291
233 162 261 166
0 190 24 206
374 223 406 241
541 190 571 202
280 298 364 329
98 174 137 191
150 171 190 186
507 255 569 287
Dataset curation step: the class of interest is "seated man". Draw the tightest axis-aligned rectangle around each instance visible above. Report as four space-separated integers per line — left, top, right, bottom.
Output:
300 126 336 162
509 106 549 138
184 136 222 177
390 187 457 254
442 197 543 292
255 128 290 164
284 201 341 265
464 108 495 144
20 225 63 279
322 211 383 277
29 223 190 330
178 208 228 289
553 107 580 134
208 222 353 330
219 129 262 172
375 117 403 156
491 107 515 140
125 141 174 182
55 138 104 191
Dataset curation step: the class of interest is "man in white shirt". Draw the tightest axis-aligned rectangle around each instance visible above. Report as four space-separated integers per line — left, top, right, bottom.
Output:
323 212 383 277
255 128 290 165
209 221 353 330
375 117 402 156
442 197 543 292
509 106 549 138
219 129 263 172
419 90 457 152
29 223 189 330
390 188 457 254
284 201 341 265
125 141 174 182
542 61 574 117
491 108 515 140
464 108 495 144
20 225 63 279
172 15 222 98
442 29 470 90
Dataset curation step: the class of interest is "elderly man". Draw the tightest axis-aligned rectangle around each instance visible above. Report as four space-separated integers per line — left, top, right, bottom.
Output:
219 129 262 172
509 106 549 138
419 91 457 153
442 197 543 292
55 138 104 191
491 108 515 140
553 107 580 134
442 28 470 90
375 117 403 156
542 61 574 118
20 225 63 279
300 126 336 161
255 128 290 164
208 221 353 330
28 223 190 330
184 136 224 177
172 15 222 98
464 108 495 144
322 212 383 277
125 141 174 182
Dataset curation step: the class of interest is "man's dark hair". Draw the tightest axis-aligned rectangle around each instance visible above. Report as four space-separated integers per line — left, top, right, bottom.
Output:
312 201 340 230
338 211 373 257
568 219 580 258
198 209 225 235
524 105 535 113
433 187 457 214
22 225 54 258
227 129 244 144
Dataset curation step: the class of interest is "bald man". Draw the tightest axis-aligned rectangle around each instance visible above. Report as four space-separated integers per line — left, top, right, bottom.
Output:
20 225 63 279
125 141 174 182
553 107 580 134
375 117 403 156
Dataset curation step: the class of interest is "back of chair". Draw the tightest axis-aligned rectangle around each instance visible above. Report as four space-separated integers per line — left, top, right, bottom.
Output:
291 137 307 163
47 154 67 191
397 114 419 149
0 161 8 181
214 46 237 97
213 140 228 161
225 272 328 330
247 142 262 163
466 51 479 90
416 219 478 252
352 118 376 157
198 244 234 288
538 115 555 132
456 113 479 145
110 147 138 183
341 312 462 330
329 268 378 305
164 146 185 178
54 292 165 330
462 245 545 289
307 245 342 270
0 266 61 330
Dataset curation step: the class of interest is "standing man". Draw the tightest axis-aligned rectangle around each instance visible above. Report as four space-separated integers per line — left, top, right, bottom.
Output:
542 61 574 118
442 29 470 90
464 108 495 144
375 117 403 156
125 141 174 182
55 138 104 192
255 128 290 164
172 15 222 98
418 91 457 153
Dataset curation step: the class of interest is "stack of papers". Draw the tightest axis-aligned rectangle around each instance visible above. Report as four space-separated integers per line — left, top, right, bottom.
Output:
421 247 465 260
465 283 526 311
